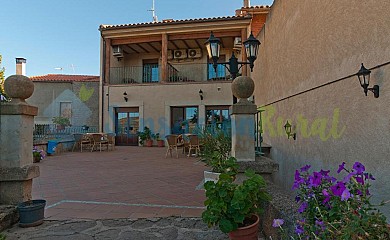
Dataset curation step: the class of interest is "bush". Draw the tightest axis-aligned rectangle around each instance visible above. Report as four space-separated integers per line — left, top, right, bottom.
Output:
199 128 236 173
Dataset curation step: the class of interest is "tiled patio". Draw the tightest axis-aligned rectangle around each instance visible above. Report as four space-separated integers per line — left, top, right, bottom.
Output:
32 146 208 220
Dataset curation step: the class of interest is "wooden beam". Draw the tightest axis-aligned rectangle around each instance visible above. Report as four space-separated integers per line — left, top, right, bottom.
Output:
128 45 140 54
181 40 190 49
194 39 202 49
104 39 111 84
170 40 180 49
169 30 241 41
161 33 168 82
135 43 150 53
112 35 162 45
147 42 159 52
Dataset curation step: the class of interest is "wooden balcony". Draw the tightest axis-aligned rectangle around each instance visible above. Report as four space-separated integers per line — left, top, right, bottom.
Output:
109 63 238 85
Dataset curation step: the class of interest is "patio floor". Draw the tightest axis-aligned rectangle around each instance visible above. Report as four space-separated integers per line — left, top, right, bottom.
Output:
32 146 208 220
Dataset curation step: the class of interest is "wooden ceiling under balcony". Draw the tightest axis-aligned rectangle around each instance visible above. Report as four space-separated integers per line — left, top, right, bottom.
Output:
111 33 238 54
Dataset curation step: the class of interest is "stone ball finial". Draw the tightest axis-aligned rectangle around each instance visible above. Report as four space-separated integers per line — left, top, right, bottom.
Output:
4 75 34 100
231 76 255 99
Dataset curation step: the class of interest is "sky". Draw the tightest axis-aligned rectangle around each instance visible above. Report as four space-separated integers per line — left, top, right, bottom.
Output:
0 0 273 78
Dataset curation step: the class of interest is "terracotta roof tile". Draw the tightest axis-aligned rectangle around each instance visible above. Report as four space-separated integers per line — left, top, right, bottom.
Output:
100 15 252 30
30 74 99 82
241 5 271 10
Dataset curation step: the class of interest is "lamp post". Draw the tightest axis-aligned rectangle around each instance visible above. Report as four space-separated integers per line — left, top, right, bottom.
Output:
205 32 261 162
205 32 260 80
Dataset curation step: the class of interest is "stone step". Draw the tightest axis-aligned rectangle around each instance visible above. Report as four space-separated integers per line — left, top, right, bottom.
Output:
236 155 279 182
255 143 272 158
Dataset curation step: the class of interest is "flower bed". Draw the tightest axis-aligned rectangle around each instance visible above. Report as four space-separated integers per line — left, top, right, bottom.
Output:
273 162 390 239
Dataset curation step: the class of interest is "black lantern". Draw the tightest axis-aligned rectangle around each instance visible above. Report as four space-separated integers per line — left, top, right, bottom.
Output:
284 121 296 140
199 89 204 100
356 63 379 98
123 92 128 102
205 32 221 72
205 31 261 79
243 32 261 71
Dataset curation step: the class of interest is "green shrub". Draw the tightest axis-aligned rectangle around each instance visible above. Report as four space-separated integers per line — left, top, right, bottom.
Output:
0 233 6 240
199 129 236 174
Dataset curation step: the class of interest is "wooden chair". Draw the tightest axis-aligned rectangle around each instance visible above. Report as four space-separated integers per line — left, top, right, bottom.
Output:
187 134 201 157
80 134 93 152
91 134 109 152
165 134 184 158
106 133 116 151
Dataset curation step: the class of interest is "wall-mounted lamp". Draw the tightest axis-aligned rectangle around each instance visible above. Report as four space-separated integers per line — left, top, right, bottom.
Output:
284 121 296 140
357 63 379 98
199 89 204 100
123 92 128 102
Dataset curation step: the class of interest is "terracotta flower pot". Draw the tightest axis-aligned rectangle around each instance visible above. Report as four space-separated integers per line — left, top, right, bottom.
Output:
145 139 153 147
157 140 164 147
228 214 259 240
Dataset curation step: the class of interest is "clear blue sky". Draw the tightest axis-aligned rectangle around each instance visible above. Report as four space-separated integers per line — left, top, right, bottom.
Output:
0 0 273 77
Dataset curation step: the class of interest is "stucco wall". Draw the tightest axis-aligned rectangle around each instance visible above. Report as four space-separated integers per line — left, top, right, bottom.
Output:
103 82 233 136
27 81 99 126
252 0 390 218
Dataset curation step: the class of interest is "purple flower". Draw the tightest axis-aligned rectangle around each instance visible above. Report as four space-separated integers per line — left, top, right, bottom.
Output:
295 170 301 181
356 176 364 184
300 165 311 172
309 172 323 187
353 162 365 174
272 219 284 228
315 220 326 230
343 171 356 183
298 202 308 213
295 196 301 203
331 182 346 196
337 162 346 173
295 225 304 234
341 189 351 201
364 173 376 180
322 189 331 204
320 169 330 176
356 189 362 196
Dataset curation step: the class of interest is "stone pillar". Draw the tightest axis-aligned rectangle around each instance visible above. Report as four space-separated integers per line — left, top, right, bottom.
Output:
230 76 257 162
0 75 40 204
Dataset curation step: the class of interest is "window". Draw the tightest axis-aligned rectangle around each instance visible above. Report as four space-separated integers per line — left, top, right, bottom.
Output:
143 59 159 83
208 55 226 80
60 102 72 120
171 106 198 134
206 106 230 125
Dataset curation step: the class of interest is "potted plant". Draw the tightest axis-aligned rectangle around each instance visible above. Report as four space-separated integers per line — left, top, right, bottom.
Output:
17 199 46 227
154 133 164 147
52 116 71 130
32 147 45 163
202 169 271 239
137 126 153 147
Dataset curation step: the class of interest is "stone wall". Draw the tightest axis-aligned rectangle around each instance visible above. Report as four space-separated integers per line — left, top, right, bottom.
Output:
252 0 390 219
